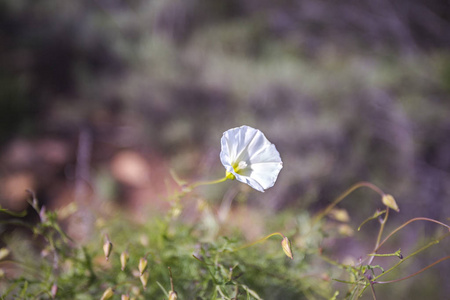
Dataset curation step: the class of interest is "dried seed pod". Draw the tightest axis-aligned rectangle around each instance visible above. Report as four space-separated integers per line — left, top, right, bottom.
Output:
140 272 149 289
168 291 178 300
281 236 294 260
138 257 148 275
51 283 58 299
120 250 129 271
121 294 130 300
100 287 114 300
382 194 399 212
103 235 113 261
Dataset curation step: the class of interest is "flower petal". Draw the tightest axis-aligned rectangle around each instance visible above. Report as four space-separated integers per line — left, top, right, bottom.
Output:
234 172 265 192
249 144 282 164
246 161 283 190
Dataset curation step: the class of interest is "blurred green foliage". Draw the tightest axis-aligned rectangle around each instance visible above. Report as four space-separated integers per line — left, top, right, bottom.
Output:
1 184 449 299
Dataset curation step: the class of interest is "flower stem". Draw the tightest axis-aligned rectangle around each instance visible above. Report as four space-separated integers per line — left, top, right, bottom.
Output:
232 232 285 252
367 207 390 265
376 232 450 280
375 217 450 252
359 232 450 295
313 182 385 224
374 255 450 284
188 177 228 189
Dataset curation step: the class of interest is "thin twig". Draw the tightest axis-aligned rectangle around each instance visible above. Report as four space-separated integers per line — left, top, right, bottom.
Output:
375 255 450 284
367 207 390 265
314 182 385 223
375 217 450 252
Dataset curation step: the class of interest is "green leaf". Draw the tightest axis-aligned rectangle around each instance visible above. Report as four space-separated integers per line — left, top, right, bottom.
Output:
20 281 29 298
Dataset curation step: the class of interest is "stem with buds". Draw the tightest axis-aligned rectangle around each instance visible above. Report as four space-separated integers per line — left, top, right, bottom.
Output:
313 182 385 224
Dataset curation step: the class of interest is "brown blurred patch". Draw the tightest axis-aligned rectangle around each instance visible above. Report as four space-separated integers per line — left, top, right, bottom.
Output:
1 139 35 168
35 138 70 165
1 138 70 170
0 137 72 212
0 172 35 211
110 151 150 187
109 150 179 218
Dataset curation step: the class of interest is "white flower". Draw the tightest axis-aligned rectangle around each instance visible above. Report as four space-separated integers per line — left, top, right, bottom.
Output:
220 125 283 192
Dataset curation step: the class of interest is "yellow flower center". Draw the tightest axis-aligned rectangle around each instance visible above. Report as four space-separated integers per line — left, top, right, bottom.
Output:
226 161 248 180
233 161 248 173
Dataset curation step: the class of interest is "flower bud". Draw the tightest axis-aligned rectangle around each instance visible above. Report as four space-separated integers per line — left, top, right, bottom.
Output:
138 257 148 275
120 250 129 271
281 236 294 260
382 194 399 212
103 239 113 261
168 291 178 300
139 235 149 247
395 248 403 259
338 224 354 237
140 272 149 289
121 294 130 300
131 286 140 296
39 206 48 223
0 248 10 260
100 287 114 300
329 208 350 223
320 273 330 281
51 283 58 299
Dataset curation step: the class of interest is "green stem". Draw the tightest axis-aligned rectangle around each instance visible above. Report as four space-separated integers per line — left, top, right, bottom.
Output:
313 182 385 224
375 217 450 253
358 210 386 231
374 232 450 281
156 281 169 298
369 282 378 300
113 280 138 289
359 232 450 295
0 208 27 217
368 250 401 258
325 254 373 298
216 285 229 299
332 278 366 285
320 253 353 270
232 232 284 252
168 266 174 291
367 208 390 265
188 177 228 190
374 255 450 284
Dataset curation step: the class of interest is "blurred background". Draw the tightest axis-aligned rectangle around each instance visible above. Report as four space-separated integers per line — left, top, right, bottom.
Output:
1 0 449 298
